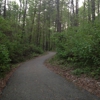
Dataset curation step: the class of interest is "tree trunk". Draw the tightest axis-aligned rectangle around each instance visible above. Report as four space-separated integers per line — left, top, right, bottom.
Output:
56 0 61 32
0 1 1 16
3 0 6 18
70 0 75 26
75 0 79 26
83 0 86 27
19 0 22 23
91 0 95 21
97 0 100 18
31 4 37 33
88 0 91 22
22 0 27 33
71 0 74 14
37 0 41 46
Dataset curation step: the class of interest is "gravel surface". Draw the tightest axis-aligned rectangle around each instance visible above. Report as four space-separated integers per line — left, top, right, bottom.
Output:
0 52 100 100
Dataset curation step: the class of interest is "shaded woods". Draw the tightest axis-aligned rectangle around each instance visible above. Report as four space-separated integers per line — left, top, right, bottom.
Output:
0 0 100 79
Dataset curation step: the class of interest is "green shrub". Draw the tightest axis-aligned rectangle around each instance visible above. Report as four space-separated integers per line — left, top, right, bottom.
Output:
0 45 11 77
72 68 84 76
56 21 100 66
54 20 100 78
0 17 11 35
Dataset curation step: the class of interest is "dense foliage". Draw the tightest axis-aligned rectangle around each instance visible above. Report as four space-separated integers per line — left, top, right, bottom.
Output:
0 17 43 78
0 0 100 79
0 0 57 78
55 19 100 78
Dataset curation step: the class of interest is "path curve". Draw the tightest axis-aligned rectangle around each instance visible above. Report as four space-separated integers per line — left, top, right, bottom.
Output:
0 52 100 100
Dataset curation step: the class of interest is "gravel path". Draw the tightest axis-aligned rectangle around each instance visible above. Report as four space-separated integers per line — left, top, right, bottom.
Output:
0 52 100 100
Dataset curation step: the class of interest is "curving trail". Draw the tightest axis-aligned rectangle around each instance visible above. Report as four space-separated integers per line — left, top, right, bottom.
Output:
0 52 100 100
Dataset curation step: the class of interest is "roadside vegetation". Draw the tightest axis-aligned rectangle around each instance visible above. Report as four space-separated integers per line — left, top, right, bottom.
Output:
0 18 43 78
50 0 100 79
51 19 100 79
51 21 100 80
0 0 100 80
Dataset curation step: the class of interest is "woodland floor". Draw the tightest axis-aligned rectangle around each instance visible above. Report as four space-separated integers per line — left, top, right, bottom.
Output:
0 52 100 100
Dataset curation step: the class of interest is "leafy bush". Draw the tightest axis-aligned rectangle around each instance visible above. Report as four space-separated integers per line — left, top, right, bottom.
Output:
55 20 100 78
56 22 100 66
0 45 11 77
7 42 43 63
72 68 84 76
0 17 11 35
0 16 44 78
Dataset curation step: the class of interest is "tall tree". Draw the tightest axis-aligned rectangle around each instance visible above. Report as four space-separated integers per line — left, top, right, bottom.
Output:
0 0 2 16
3 0 6 18
36 0 41 46
56 0 61 32
87 0 91 22
97 0 100 18
70 0 75 26
22 0 27 33
91 0 95 21
75 0 79 26
19 0 22 23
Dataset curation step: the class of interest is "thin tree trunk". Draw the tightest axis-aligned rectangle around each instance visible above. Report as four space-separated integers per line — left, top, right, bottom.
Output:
97 0 100 18
56 0 61 32
91 0 95 21
88 0 91 22
0 2 1 16
29 5 37 43
67 0 71 27
19 0 22 23
71 0 74 14
31 4 37 33
22 0 27 33
42 1 46 50
37 0 41 46
71 0 75 26
4 0 6 18
83 0 86 27
75 0 79 26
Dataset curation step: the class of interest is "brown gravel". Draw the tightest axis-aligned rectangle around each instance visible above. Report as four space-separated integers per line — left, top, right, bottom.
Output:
44 60 100 98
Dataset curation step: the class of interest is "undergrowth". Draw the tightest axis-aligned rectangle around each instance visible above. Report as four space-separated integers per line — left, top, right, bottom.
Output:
49 55 100 80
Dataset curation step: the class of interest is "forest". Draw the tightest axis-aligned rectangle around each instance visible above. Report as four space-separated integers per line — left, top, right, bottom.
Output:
0 0 100 79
